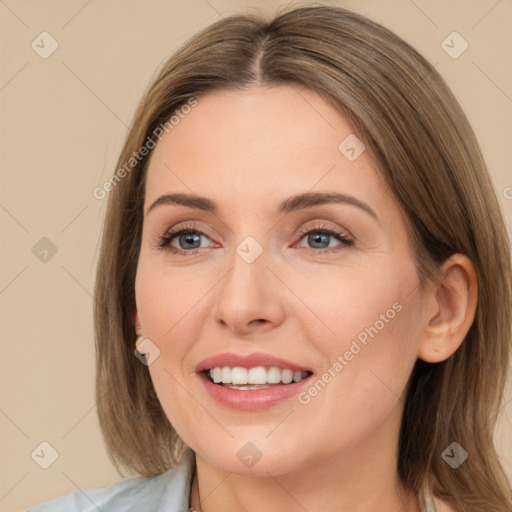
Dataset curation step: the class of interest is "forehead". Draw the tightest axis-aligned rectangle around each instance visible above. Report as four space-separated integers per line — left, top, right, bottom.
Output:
144 85 392 217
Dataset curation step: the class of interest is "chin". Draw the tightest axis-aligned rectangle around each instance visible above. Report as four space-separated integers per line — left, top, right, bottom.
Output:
190 432 312 477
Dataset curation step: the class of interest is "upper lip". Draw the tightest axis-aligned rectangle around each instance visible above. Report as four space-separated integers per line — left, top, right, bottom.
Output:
196 352 313 373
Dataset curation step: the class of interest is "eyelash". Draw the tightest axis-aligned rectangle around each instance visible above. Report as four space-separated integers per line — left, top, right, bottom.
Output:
296 224 354 253
158 222 355 255
158 222 207 254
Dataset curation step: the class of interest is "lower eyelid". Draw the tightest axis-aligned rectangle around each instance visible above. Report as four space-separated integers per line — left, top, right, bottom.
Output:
296 240 353 253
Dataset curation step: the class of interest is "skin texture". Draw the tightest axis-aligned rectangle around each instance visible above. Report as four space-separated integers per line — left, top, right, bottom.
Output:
134 86 475 512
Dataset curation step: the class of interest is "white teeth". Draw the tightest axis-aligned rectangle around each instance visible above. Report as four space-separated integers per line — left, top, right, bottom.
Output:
208 366 309 386
212 367 222 384
248 367 267 385
231 367 248 384
221 367 232 384
282 369 293 384
225 384 271 390
267 366 282 384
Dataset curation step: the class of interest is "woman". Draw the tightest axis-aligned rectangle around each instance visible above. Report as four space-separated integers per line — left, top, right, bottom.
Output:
29 5 511 512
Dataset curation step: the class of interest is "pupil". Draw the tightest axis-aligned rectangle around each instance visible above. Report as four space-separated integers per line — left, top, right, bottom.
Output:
309 233 329 248
181 233 200 249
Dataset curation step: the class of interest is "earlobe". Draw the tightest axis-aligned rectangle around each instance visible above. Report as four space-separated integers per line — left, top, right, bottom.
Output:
418 254 478 363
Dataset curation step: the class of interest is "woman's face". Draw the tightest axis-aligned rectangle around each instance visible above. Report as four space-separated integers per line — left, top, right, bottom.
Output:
135 85 428 476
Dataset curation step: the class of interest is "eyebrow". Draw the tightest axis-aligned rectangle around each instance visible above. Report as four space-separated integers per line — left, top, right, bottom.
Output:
146 191 378 221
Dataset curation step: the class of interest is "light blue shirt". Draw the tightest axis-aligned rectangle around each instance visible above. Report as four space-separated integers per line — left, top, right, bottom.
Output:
28 449 195 512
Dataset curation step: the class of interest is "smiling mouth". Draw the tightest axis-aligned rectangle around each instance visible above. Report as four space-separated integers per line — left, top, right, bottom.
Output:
203 366 313 390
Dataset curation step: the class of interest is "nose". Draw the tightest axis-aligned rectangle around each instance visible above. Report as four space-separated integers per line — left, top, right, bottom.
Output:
212 246 286 337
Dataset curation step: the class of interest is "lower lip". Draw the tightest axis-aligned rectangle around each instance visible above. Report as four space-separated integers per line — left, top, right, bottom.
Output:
197 372 312 411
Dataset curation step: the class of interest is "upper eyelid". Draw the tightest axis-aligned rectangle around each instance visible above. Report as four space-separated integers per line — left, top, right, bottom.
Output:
297 222 353 237
162 223 347 238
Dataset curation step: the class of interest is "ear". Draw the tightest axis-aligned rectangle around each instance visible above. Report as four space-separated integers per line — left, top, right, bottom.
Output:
418 254 478 363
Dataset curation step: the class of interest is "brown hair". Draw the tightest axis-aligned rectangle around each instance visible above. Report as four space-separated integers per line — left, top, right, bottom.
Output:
94 5 512 510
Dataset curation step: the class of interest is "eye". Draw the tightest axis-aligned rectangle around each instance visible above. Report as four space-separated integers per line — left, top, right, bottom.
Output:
157 222 354 255
296 224 354 252
158 223 213 253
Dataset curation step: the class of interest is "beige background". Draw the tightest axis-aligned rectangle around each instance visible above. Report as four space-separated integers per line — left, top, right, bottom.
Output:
1 1 511 510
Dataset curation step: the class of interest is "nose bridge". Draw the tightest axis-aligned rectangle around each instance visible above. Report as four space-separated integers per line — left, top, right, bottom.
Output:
213 236 285 333
230 242 265 295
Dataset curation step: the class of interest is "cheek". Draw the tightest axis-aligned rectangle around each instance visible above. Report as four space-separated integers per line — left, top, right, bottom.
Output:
290 255 419 355
291 296 421 457
135 259 211 342
135 260 214 429
297 258 422 408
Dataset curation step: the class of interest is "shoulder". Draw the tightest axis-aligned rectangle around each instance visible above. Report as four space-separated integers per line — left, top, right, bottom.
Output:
27 450 195 512
27 473 169 512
